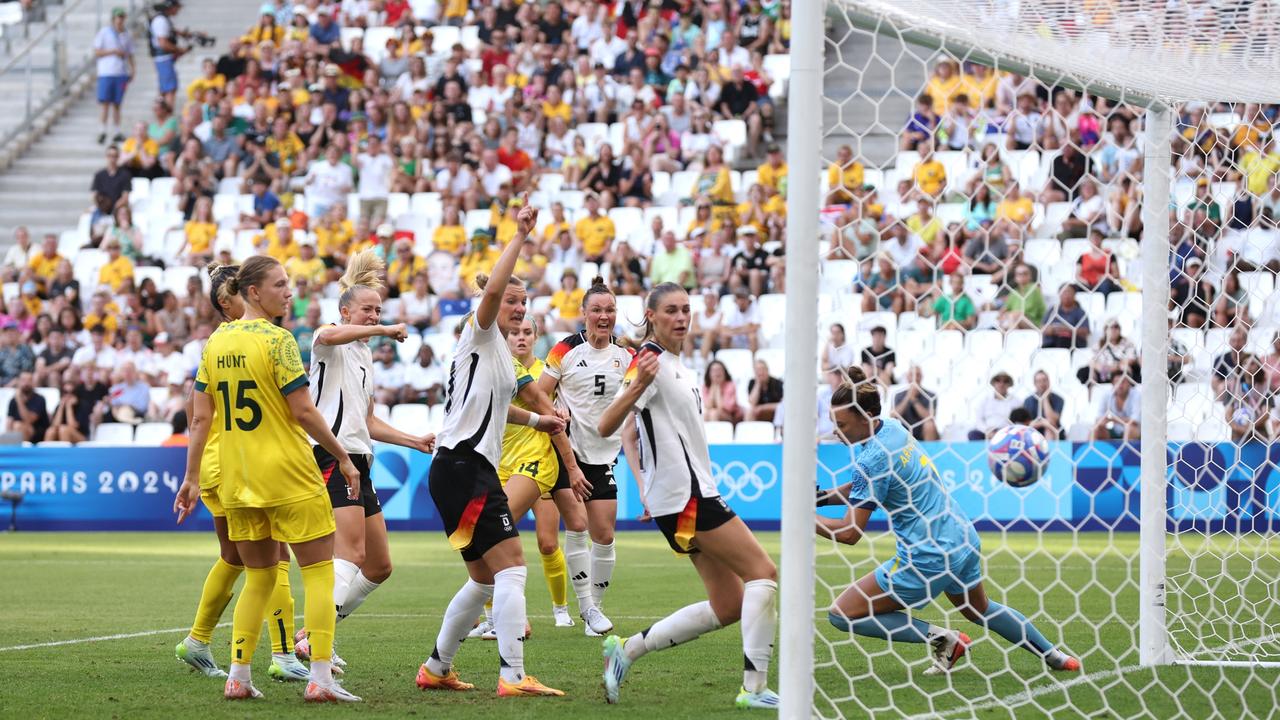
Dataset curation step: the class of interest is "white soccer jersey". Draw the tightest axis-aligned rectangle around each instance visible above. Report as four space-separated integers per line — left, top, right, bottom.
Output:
309 326 374 455
625 342 720 516
545 333 634 465
436 315 528 469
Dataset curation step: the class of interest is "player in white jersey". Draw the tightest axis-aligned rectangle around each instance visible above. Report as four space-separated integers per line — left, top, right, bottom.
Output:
415 197 566 698
537 277 637 634
596 282 780 710
292 250 437 666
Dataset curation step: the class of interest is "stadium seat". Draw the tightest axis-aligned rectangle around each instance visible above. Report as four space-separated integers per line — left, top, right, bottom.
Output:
615 294 644 327
340 26 364 51
734 421 775 444
1006 329 1042 365
422 333 458 365
756 347 785 377
671 170 698 199
576 123 608 152
428 404 446 433
37 441 73 448
762 53 790 99
712 120 747 163
93 423 135 445
820 260 858 296
319 298 340 324
1038 202 1072 237
716 349 754 387
134 423 173 446
373 404 391 422
704 421 733 445
389 404 429 434
398 333 423 364
163 266 199 298
0 388 13 418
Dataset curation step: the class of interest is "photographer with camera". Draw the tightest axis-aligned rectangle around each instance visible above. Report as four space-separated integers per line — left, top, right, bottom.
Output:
149 0 215 106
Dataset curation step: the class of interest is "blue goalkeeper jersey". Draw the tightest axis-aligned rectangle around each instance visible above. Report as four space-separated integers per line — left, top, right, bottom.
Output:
846 418 980 572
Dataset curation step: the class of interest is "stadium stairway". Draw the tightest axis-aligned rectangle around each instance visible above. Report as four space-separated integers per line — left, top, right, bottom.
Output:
0 0 263 243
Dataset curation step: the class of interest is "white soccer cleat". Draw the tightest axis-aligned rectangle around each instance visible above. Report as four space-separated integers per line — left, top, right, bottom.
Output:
601 634 632 704
175 638 227 678
582 607 613 636
925 630 971 675
552 604 576 627
468 619 497 640
268 653 311 682
304 680 362 703
735 687 781 709
332 645 347 669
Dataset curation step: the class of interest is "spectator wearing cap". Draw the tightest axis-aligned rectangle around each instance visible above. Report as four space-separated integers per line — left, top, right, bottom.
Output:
826 145 864 205
729 225 775 297
970 371 1018 440
649 229 694 290
97 238 135 294
309 5 341 47
575 193 616 264
719 287 762 354
1041 284 1092 350
93 7 135 145
1022 370 1064 440
1092 373 1141 442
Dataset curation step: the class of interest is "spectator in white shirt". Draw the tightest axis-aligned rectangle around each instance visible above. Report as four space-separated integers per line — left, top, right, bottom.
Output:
71 326 118 370
116 327 158 382
151 333 191 385
1092 373 1141 442
356 135 394 225
719 287 761 353
401 271 435 333
476 148 513 206
93 7 135 144
304 144 354 218
2 226 32 281
970 371 1019 440
372 342 406 406
688 288 722 364
717 30 751 72
182 322 213 373
823 323 857 372
435 152 478 209
402 344 445 406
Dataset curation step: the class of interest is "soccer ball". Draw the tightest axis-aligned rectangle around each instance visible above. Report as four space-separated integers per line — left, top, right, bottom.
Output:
987 425 1050 488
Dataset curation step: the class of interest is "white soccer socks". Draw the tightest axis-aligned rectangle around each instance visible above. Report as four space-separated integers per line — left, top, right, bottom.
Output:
426 579 494 676
565 530 596 613
740 579 777 693
492 566 528 684
590 540 616 607
338 571 381 621
625 600 723 662
333 558 360 621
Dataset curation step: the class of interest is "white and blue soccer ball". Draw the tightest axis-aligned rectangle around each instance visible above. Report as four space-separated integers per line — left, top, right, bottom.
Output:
987 425 1050 488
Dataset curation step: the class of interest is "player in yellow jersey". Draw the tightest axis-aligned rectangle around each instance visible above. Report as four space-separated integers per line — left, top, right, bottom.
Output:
174 256 361 703
173 264 310 683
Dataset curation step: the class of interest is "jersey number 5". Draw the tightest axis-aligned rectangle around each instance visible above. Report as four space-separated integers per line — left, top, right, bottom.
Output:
593 374 606 396
215 380 262 432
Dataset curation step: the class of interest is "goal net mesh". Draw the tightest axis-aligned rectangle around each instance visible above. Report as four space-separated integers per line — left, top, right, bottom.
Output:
807 2 1280 717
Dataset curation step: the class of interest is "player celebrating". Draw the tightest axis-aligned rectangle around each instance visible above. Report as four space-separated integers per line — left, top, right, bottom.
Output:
597 282 780 710
815 369 1080 675
173 264 309 684
537 277 636 633
174 256 362 702
293 250 436 663
415 198 565 697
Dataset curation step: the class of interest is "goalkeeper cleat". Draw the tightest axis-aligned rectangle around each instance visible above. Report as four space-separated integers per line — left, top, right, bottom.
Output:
734 687 781 709
416 663 475 691
268 654 311 682
176 638 227 678
304 680 361 703
601 634 632 705
497 675 564 697
1053 655 1082 673
468 620 496 640
582 607 613 636
224 677 263 700
552 604 576 627
926 630 970 675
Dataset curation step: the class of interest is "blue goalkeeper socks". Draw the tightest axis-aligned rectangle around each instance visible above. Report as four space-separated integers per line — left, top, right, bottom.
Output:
977 601 1054 655
828 610 933 643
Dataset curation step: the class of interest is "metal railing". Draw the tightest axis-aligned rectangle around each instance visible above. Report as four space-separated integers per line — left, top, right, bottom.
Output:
0 0 144 150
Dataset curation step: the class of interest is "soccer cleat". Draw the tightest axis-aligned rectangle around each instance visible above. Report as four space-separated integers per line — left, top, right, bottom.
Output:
268 654 311 682
926 630 971 675
734 687 781 709
497 675 565 697
293 635 311 661
304 680 362 703
582 607 613 636
224 677 264 700
1053 655 1082 672
332 646 347 669
601 634 632 705
176 638 227 678
416 663 475 691
552 604 576 627
468 620 496 640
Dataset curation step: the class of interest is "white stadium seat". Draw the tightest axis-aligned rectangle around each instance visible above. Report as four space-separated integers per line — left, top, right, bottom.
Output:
704 421 734 445
389 404 429 434
93 423 135 445
734 421 775 444
134 423 173 446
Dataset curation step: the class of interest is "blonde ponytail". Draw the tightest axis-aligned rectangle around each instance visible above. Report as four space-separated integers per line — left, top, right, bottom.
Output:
338 249 386 309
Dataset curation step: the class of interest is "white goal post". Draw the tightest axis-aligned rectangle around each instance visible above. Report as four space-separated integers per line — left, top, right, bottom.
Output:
781 1 1280 717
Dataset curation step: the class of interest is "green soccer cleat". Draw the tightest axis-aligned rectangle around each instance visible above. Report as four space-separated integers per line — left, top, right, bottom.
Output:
268 654 311 682
601 634 632 704
735 687 781 709
176 638 227 678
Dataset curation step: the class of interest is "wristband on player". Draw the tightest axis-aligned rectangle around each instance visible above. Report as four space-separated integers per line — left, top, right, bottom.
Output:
526 412 542 428
816 486 843 507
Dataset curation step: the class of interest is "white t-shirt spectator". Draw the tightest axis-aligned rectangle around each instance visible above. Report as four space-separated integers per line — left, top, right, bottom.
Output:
72 343 118 370
975 391 1019 434
2 243 30 272
825 342 856 371
305 158 354 209
93 25 134 78
884 234 926 270
721 299 761 345
720 45 751 72
182 337 206 373
393 72 431 99
357 151 394 199
581 79 617 116
155 350 190 385
1098 385 1141 420
374 359 405 393
404 359 445 393
478 163 513 198
614 83 657 114
149 14 174 59
401 292 434 324
1071 193 1104 222
571 14 606 51
588 37 626 70
692 306 721 334
117 347 158 378
435 165 476 197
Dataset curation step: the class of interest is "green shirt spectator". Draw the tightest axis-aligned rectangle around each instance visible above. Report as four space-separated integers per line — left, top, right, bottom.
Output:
1001 264 1046 328
650 232 696 288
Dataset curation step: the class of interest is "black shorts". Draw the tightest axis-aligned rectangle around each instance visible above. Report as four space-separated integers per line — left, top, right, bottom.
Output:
550 456 619 502
653 496 736 554
429 446 519 562
316 447 380 518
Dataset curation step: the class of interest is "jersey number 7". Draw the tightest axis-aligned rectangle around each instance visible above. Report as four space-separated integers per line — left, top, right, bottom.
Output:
215 380 263 432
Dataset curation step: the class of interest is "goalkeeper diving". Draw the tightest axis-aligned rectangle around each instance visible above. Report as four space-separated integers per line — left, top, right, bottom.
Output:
816 368 1080 674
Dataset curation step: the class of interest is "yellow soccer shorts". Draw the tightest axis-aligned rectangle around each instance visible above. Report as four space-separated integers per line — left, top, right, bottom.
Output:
226 493 336 544
498 449 560 496
200 487 225 518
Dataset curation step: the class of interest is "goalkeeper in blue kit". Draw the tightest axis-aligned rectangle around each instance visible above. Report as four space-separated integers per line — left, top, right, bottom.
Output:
816 370 1080 674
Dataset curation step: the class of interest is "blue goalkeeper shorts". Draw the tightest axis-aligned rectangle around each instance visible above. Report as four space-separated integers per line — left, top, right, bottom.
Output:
874 551 982 609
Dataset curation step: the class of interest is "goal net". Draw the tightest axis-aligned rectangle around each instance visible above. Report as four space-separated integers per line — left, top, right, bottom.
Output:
779 1 1280 717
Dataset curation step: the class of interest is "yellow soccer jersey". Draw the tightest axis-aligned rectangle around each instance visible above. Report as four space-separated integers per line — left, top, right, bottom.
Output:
498 358 552 480
196 318 323 509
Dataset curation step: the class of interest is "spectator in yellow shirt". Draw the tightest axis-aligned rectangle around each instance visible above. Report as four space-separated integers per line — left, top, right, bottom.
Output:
961 63 998 111
912 141 947 199
97 238 135 292
906 199 943 246
1240 136 1280 196
120 122 160 178
755 144 788 196
494 198 521 245
178 196 217 263
258 218 301 264
83 291 120 344
692 146 736 208
443 0 467 25
185 58 226 102
541 85 573 124
285 237 327 287
266 117 305 177
387 238 426 296
540 202 571 246
686 199 723 241
737 183 772 239
995 182 1035 238
28 234 64 288
826 144 865 205
575 193 616 262
514 237 549 294
549 268 586 332
314 206 355 265
925 60 962 115
458 229 501 292
433 203 467 255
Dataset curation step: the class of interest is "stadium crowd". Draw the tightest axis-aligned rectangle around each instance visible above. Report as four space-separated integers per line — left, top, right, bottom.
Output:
2 0 1279 448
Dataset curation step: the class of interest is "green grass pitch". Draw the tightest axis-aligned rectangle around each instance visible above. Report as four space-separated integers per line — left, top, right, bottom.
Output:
2 531 1276 718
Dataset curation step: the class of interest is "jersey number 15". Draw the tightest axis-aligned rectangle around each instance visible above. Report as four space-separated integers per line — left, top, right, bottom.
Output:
216 380 262 432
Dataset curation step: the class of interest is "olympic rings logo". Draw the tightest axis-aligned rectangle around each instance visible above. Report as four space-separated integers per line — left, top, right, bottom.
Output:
713 461 778 503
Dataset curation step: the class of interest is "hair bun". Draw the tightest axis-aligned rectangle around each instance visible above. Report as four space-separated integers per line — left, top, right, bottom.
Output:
474 272 489 290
